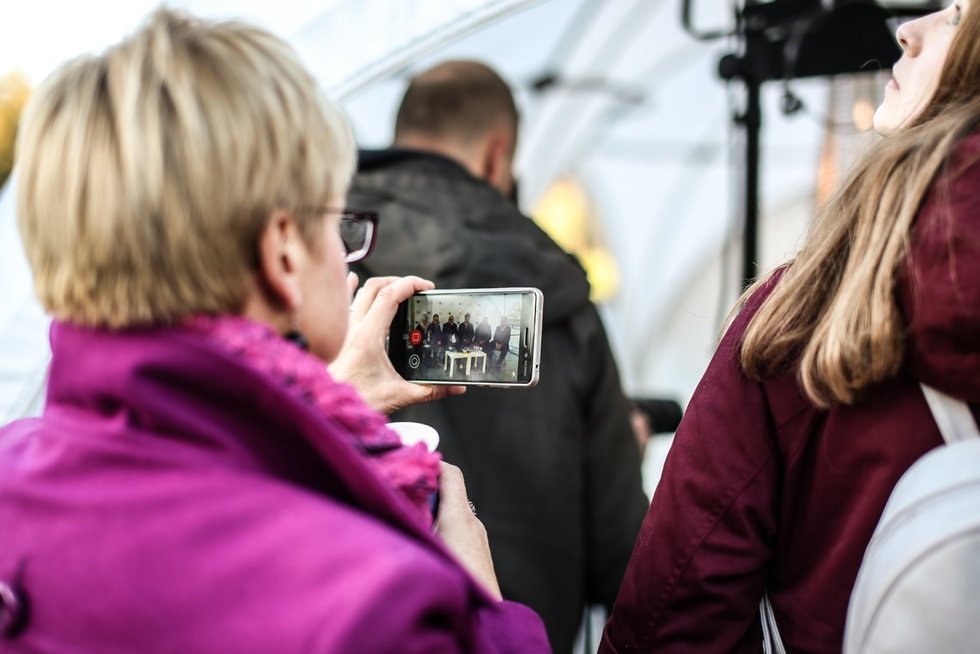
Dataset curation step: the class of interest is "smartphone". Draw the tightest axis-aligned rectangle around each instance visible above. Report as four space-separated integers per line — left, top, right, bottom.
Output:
388 287 543 387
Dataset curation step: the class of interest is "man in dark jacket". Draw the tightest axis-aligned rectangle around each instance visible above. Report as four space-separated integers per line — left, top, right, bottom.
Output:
443 314 459 347
349 60 647 653
491 316 512 368
458 313 475 347
474 316 493 352
426 314 444 365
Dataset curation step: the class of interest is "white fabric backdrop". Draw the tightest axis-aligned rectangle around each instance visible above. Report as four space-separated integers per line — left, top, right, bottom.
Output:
0 0 831 419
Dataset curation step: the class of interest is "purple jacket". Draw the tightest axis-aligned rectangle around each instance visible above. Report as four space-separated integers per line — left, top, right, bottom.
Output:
601 136 980 653
0 323 550 653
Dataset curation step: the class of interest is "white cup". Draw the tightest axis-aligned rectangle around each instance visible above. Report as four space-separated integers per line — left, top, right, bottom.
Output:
387 421 440 453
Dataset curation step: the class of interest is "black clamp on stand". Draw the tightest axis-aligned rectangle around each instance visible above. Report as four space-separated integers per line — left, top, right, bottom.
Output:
682 0 924 289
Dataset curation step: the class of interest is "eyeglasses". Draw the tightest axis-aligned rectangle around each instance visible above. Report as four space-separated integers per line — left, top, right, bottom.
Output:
337 209 378 263
298 207 378 263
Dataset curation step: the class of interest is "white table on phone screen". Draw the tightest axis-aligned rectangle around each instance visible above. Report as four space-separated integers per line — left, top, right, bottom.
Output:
443 350 487 377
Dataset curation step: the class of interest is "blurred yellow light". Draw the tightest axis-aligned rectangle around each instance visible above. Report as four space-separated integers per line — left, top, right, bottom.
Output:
533 177 619 302
0 71 32 187
534 179 589 253
852 99 876 132
579 247 620 303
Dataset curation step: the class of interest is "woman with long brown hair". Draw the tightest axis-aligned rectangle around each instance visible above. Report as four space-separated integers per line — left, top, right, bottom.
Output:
601 2 980 652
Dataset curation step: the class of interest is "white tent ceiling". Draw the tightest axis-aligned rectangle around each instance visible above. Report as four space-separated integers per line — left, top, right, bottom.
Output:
2 0 891 416
336 0 833 400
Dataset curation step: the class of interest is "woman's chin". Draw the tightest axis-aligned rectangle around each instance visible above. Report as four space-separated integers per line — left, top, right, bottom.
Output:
872 108 895 137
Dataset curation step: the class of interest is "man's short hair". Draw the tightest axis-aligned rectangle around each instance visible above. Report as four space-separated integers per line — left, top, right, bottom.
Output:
394 60 518 146
16 9 354 328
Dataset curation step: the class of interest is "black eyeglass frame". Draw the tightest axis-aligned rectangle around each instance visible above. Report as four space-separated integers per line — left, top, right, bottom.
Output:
296 207 379 263
335 209 378 263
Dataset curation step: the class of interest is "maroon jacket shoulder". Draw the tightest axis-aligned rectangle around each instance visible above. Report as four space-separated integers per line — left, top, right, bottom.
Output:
898 133 980 402
602 264 951 652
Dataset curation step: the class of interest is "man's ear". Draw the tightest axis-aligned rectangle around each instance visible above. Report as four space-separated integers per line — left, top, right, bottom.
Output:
256 209 306 312
480 131 514 196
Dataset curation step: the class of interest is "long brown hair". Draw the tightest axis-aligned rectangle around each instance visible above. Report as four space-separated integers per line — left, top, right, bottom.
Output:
740 5 980 407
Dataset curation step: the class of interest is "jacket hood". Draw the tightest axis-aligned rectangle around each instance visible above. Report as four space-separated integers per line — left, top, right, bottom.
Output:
349 148 592 325
898 134 980 402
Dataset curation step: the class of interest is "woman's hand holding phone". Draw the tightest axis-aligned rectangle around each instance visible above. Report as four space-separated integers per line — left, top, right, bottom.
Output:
434 462 502 601
329 274 466 415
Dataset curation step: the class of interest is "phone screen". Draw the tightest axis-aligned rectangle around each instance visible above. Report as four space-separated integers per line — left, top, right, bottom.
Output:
389 288 542 386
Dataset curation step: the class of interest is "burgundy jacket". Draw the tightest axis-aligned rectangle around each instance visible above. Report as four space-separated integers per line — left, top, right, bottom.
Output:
601 136 980 653
0 322 550 653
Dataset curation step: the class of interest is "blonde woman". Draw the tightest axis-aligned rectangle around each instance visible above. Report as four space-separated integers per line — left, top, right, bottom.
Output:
602 2 979 653
0 10 549 653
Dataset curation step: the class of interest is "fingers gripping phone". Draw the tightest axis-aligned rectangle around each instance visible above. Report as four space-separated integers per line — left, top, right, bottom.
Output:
388 288 543 387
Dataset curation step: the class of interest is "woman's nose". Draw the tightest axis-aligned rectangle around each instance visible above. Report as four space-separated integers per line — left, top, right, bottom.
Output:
895 16 923 56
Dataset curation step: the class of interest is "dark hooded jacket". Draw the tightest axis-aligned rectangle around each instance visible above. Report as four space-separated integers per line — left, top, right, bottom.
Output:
350 149 648 653
601 135 980 654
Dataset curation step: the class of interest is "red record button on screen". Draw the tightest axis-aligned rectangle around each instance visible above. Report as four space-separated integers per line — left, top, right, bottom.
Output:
409 329 423 346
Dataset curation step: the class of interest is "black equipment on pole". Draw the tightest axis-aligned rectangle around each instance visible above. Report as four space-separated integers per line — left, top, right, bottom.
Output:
682 0 937 288
632 397 685 434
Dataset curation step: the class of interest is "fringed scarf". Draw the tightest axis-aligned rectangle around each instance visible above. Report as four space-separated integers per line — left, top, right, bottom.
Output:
183 315 441 526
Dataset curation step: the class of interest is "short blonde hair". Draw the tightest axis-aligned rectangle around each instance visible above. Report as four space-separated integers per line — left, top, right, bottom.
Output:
15 9 355 328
